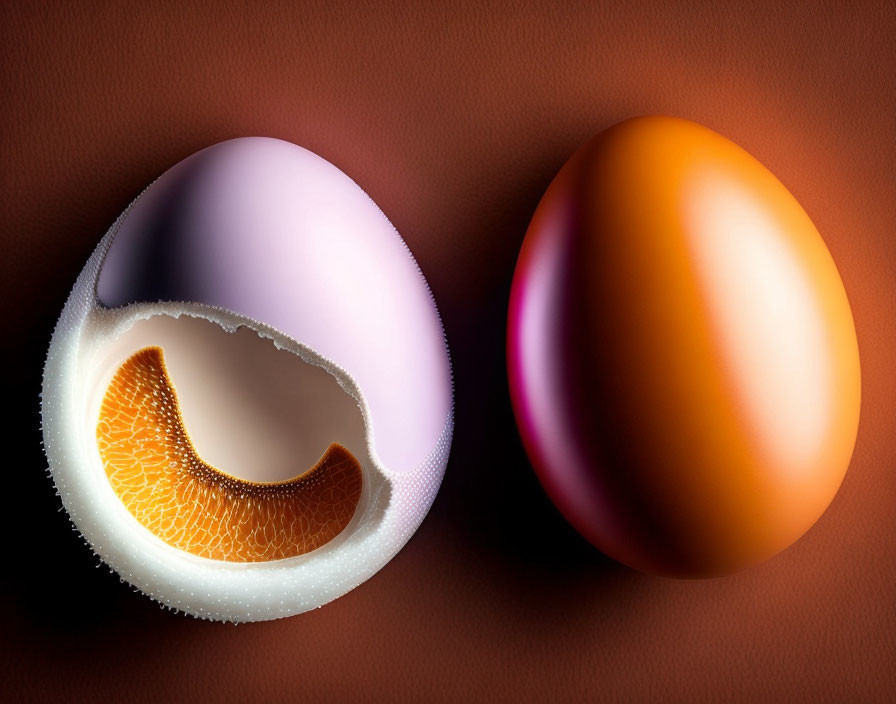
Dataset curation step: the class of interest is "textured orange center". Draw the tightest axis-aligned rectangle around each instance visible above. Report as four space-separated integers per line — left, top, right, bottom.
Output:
96 346 363 562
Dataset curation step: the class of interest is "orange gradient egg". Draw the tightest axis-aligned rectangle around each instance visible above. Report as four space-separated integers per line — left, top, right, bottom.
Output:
507 116 861 577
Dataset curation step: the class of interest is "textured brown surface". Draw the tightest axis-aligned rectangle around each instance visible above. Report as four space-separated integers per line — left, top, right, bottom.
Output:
2 1 894 702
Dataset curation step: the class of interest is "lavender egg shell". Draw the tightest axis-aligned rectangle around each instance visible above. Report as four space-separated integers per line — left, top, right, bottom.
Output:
41 137 454 621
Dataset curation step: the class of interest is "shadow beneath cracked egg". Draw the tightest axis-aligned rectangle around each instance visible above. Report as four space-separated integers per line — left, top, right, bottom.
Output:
7 353 149 632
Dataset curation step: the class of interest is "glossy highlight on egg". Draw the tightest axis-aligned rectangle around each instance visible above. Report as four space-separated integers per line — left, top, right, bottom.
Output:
42 137 453 621
508 116 860 577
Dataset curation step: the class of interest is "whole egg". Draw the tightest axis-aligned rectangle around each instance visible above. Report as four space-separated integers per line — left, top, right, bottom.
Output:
507 116 860 577
42 137 453 621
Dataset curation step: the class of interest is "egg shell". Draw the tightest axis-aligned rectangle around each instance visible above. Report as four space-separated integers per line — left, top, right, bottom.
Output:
97 137 451 474
42 137 454 621
507 116 860 577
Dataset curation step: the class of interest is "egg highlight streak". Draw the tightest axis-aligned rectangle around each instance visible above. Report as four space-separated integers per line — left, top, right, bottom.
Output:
42 137 453 621
507 116 860 577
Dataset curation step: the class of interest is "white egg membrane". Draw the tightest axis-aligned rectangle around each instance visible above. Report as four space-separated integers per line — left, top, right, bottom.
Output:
42 218 454 622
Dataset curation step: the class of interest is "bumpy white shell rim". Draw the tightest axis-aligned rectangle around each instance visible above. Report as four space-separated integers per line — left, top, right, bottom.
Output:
41 210 454 624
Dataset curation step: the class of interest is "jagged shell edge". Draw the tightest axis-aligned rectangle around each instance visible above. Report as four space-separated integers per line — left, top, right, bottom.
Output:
40 215 454 623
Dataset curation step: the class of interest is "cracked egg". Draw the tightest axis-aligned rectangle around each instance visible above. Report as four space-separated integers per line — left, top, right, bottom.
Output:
42 137 454 622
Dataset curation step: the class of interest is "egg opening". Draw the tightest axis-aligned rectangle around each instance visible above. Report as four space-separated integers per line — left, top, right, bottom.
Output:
94 314 379 563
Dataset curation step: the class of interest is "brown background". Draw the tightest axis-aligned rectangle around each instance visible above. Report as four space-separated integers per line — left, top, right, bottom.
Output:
2 1 894 702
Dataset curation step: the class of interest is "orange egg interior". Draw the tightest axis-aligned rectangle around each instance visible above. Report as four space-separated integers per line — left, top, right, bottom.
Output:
96 346 363 562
